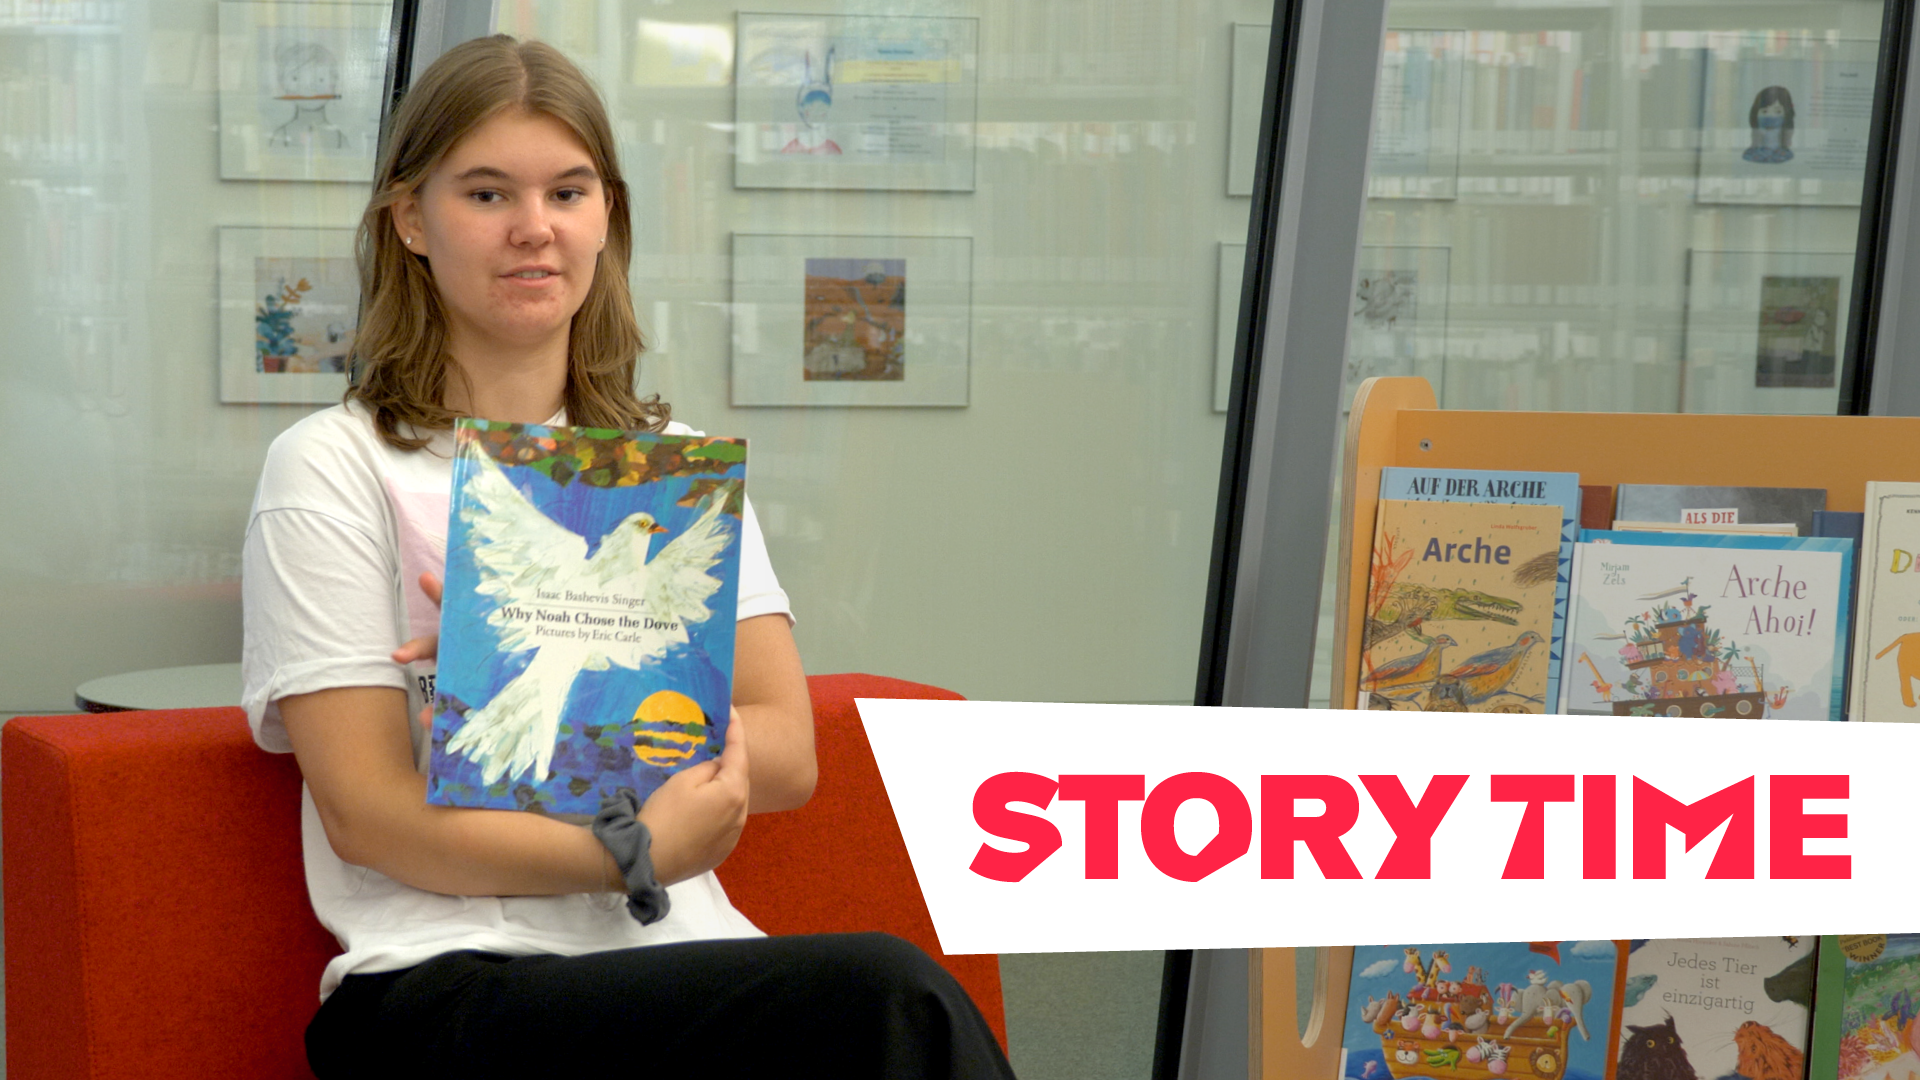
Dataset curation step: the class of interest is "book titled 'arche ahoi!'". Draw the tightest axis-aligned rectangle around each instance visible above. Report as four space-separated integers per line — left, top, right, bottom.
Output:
1560 531 1851 722
428 418 747 816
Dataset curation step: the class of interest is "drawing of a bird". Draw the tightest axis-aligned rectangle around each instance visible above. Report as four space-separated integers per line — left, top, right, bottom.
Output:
445 439 734 784
1362 635 1458 702
1438 630 1545 708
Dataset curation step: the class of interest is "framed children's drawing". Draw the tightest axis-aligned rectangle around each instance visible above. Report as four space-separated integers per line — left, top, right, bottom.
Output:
217 1 388 182
1681 248 1852 415
731 233 972 407
1347 245 1450 406
1695 38 1878 207
734 13 979 191
219 226 357 404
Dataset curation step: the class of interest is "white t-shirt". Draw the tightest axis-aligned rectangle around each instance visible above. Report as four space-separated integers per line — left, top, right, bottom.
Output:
241 402 786 999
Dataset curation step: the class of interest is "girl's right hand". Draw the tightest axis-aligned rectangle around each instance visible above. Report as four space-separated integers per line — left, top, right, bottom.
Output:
638 710 750 884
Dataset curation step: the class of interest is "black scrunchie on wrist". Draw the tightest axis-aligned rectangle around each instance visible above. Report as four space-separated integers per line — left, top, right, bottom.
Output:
591 789 670 925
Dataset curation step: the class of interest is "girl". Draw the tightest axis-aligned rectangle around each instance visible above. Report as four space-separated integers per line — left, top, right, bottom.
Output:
241 35 1011 1079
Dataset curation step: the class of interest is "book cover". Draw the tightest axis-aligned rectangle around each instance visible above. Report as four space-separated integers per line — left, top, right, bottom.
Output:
428 419 748 814
1560 531 1851 721
1360 498 1564 712
1848 484 1920 722
1616 937 1815 1080
1378 468 1580 711
1339 940 1625 1080
1613 485 1826 538
1807 935 1920 1080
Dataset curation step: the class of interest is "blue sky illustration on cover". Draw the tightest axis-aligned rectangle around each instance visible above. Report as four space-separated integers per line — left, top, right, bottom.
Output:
428 420 746 815
1341 940 1619 1080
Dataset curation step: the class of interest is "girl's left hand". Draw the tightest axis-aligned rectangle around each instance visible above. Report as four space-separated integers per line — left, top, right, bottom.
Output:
391 571 442 731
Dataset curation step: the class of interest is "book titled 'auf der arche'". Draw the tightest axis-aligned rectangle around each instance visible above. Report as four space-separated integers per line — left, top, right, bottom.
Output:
428 418 747 816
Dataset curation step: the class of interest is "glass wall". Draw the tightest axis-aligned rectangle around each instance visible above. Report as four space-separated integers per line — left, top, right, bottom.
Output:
490 3 1268 1074
0 0 392 711
1310 0 1893 707
1351 1 1885 417
492 0 1268 709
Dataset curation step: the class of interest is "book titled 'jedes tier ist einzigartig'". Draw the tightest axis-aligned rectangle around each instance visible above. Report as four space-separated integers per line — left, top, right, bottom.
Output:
428 418 747 815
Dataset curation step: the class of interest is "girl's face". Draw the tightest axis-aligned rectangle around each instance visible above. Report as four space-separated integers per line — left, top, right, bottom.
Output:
1757 102 1786 122
395 108 609 359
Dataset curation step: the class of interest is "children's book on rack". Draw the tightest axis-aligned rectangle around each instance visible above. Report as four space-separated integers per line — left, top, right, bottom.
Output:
1612 484 1827 537
1559 530 1852 721
1808 935 1920 1080
429 418 748 816
1376 468 1581 710
1339 940 1626 1080
1359 496 1564 712
1848 483 1920 722
1616 937 1815 1080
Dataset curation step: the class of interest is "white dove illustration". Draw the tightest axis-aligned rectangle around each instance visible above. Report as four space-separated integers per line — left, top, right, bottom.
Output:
445 437 736 785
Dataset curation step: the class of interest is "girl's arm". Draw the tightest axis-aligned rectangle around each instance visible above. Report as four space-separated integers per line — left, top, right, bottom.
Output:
279 684 749 897
731 612 815 813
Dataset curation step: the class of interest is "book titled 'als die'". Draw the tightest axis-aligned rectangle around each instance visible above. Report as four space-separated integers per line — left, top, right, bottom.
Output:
429 418 747 816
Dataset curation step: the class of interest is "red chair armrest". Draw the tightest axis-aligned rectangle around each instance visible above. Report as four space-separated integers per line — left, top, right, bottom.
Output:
4 708 334 1080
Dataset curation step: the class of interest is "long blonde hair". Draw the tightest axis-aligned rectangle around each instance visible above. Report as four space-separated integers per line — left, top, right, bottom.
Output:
347 35 667 449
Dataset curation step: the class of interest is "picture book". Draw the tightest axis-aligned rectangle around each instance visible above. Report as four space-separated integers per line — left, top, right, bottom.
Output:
1613 484 1826 538
428 419 748 815
1378 469 1580 710
1616 937 1815 1080
1560 531 1851 721
1808 935 1920 1080
1849 484 1920 722
1339 940 1625 1080
1360 498 1564 713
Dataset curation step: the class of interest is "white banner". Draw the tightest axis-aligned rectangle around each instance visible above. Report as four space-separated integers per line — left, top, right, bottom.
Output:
857 699 1918 955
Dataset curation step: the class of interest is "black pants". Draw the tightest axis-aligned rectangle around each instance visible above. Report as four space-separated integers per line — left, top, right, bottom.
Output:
306 932 1016 1079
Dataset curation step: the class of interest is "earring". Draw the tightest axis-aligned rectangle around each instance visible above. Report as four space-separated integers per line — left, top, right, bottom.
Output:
404 236 413 246
599 237 606 245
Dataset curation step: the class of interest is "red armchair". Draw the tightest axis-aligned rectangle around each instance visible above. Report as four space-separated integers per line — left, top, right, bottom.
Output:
3 673 1001 1079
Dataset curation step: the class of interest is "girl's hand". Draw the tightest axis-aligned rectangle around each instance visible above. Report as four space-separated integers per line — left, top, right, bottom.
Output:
391 571 442 731
638 709 750 884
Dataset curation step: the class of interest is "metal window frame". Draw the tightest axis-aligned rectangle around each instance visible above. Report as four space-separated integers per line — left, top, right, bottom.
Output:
1168 0 1388 1075
1845 0 1917 414
1195 0 1387 715
1868 0 1920 416
377 0 497 157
